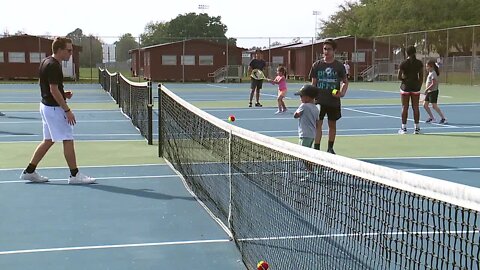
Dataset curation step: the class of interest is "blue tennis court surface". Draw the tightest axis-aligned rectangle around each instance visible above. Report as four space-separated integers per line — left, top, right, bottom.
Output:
1 82 479 269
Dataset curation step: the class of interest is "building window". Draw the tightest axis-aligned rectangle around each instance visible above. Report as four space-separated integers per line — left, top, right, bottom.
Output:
352 52 366 63
29 52 46 63
199 55 214 65
8 52 25 63
162 55 177 65
181 55 195 65
0 52 4 63
272 56 284 64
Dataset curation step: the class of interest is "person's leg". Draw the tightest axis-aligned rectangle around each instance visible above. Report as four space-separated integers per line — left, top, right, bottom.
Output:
63 140 77 173
314 106 326 150
249 80 255 106
29 140 55 166
432 103 446 122
255 81 263 106
423 101 434 121
411 94 420 124
399 94 410 134
327 120 337 154
400 94 410 125
411 94 421 134
276 94 282 113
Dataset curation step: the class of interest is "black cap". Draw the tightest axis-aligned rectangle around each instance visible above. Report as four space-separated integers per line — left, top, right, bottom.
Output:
294 85 318 98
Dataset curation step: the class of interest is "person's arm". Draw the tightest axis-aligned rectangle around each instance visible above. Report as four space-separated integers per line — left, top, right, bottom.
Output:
50 84 76 125
294 104 303 119
418 67 424 86
397 68 403 81
338 77 349 97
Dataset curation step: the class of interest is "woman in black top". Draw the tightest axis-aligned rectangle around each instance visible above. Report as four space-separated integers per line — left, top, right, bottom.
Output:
398 46 423 134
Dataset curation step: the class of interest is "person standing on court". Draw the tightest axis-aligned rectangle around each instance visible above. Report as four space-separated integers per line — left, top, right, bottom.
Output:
20 37 95 184
309 39 348 154
248 49 266 107
398 45 423 134
343 60 350 80
423 59 447 124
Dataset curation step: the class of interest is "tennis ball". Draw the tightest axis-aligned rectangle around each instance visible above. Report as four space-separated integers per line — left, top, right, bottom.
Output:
332 89 338 95
257 260 269 270
228 115 236 122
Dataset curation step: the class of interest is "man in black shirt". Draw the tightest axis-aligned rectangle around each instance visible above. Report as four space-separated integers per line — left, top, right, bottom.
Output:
248 50 266 107
308 39 349 154
20 37 95 184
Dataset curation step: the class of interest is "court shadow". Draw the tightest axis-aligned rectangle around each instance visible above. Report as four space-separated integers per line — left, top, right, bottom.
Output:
45 182 196 201
364 159 479 174
6 115 41 120
0 130 35 135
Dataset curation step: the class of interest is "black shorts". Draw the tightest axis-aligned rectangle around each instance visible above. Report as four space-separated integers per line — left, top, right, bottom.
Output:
250 79 263 90
425 90 439 103
319 105 341 121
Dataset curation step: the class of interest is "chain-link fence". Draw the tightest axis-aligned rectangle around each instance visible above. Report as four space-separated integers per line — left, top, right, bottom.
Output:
1 24 479 84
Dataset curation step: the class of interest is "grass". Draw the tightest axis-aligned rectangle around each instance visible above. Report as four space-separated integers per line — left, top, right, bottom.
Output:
0 140 161 169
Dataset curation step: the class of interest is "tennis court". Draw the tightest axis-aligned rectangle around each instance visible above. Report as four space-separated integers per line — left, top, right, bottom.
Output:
1 78 479 269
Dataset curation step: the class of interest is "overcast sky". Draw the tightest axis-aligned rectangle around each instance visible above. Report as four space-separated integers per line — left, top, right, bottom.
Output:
2 0 349 47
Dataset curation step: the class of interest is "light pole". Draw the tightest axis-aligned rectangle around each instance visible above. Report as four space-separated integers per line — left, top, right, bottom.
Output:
312 10 321 40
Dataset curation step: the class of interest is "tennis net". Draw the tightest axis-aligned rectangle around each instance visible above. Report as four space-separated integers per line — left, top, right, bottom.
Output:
99 68 153 144
158 84 480 270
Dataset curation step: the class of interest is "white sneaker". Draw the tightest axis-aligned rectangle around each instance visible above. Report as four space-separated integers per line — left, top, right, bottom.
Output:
68 172 96 184
398 128 407 134
20 171 49 183
275 110 282 114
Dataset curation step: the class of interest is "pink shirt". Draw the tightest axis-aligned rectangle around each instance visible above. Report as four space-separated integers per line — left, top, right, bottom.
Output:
273 75 287 91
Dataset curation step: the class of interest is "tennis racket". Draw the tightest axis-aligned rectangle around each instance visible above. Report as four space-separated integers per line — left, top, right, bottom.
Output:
250 69 268 80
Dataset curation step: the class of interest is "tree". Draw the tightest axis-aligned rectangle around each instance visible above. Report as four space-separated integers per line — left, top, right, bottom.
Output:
320 0 480 56
66 28 103 68
115 33 139 62
140 13 233 47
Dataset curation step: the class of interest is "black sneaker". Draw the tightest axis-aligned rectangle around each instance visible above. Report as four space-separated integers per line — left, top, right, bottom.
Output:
255 102 262 107
414 128 420 134
439 118 447 124
248 102 252 107
0 112 5 116
327 148 336 155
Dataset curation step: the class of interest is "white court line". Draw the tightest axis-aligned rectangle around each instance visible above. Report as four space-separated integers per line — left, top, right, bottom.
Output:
0 239 231 256
261 93 292 99
0 133 143 138
347 103 480 109
361 155 480 160
404 167 480 172
205 84 229 89
0 175 178 184
357 88 452 98
0 139 145 144
238 230 478 243
0 163 167 171
0 120 130 124
344 107 459 128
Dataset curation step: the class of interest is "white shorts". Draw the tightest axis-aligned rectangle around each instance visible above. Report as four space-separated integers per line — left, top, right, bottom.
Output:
39 103 74 142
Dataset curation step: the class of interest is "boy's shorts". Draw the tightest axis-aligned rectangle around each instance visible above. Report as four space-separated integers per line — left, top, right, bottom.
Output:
299 137 314 148
40 103 74 142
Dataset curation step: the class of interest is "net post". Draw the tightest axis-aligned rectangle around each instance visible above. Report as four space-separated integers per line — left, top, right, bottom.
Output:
147 80 153 145
227 129 233 235
158 83 163 157
116 73 120 106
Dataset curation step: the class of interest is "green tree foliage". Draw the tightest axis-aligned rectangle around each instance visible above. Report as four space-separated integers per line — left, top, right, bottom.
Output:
115 33 139 62
66 28 103 67
140 13 235 47
320 0 480 55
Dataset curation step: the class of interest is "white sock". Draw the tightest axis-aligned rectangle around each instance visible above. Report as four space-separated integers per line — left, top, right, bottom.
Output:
414 123 420 129
401 124 406 129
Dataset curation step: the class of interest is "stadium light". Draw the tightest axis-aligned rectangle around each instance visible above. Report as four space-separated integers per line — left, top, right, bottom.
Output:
198 4 209 11
312 10 321 39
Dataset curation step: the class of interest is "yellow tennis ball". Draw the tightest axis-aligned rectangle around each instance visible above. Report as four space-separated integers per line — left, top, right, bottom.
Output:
332 89 338 95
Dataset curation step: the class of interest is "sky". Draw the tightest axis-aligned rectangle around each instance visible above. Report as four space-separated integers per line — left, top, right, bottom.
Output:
2 0 349 47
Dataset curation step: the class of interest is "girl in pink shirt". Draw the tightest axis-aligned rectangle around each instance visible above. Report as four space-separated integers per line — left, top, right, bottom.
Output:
271 66 288 114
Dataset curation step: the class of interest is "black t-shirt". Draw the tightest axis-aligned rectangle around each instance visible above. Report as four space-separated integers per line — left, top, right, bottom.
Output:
39 56 65 106
249 58 266 70
399 58 423 91
308 59 346 107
